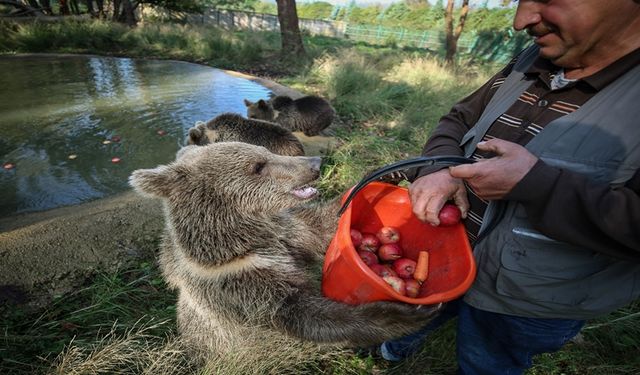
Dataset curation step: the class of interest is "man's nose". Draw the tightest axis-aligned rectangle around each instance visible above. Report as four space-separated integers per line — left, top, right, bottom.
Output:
513 1 543 32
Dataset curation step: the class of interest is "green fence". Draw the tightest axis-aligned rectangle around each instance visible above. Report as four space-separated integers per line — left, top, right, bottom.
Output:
179 8 532 65
344 24 532 64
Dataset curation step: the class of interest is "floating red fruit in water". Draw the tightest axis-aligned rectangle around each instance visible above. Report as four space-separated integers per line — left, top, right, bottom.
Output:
111 157 121 164
111 135 121 142
3 162 15 170
157 130 167 136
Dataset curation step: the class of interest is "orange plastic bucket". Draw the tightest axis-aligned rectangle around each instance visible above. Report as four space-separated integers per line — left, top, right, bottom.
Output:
322 181 477 305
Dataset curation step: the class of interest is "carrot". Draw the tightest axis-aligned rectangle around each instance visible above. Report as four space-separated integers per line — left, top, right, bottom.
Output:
414 251 429 283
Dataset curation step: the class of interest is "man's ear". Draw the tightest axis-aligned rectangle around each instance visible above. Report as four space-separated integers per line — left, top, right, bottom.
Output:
129 165 183 198
243 99 253 107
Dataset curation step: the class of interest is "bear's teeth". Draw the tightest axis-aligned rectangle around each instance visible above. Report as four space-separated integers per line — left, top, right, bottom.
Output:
292 186 318 199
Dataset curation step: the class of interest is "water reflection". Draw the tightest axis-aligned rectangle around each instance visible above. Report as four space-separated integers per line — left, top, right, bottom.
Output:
0 55 272 216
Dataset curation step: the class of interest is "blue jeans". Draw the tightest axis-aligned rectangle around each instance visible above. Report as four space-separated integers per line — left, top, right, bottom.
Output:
381 299 585 375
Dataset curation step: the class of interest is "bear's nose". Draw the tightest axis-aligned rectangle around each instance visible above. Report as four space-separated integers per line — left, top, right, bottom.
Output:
307 156 322 174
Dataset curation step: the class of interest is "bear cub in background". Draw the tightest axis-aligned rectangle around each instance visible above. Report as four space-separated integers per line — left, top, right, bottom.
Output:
187 113 305 156
129 142 440 355
245 95 335 137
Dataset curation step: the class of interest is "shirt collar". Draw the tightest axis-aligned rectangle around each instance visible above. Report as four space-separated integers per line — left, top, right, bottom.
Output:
524 47 640 91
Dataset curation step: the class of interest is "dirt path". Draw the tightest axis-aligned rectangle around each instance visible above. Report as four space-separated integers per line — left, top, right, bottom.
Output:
0 65 338 308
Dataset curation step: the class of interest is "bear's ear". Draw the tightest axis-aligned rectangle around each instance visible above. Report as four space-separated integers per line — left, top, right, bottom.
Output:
129 165 180 198
188 126 202 145
243 99 253 107
257 99 269 109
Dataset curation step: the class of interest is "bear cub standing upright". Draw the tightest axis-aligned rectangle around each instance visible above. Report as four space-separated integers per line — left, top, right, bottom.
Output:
245 95 335 137
187 113 305 156
129 142 440 354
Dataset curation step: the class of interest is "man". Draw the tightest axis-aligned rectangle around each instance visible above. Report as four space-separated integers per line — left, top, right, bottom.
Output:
380 0 640 373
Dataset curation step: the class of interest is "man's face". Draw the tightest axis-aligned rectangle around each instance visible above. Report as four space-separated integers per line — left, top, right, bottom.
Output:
513 0 639 68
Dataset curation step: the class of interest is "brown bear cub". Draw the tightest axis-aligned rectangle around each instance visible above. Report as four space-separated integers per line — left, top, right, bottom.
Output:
244 95 335 137
129 142 440 355
186 113 305 156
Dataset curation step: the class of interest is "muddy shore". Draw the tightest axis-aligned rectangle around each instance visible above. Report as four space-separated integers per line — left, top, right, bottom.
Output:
0 59 337 307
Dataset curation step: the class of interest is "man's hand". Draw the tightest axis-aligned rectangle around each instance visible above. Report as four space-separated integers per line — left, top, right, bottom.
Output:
409 169 469 226
448 139 538 200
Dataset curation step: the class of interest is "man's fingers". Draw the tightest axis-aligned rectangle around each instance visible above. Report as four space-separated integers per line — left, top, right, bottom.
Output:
449 164 476 179
425 197 447 226
476 138 513 155
412 195 442 226
452 188 470 219
410 192 429 223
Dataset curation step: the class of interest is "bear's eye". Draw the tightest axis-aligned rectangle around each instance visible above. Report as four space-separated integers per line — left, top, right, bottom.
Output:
253 161 266 175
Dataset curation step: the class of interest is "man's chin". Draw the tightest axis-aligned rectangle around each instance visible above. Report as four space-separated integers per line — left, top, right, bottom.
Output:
537 45 569 67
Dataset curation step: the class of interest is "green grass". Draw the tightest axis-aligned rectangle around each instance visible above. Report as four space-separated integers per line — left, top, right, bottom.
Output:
1 262 180 374
1 18 639 375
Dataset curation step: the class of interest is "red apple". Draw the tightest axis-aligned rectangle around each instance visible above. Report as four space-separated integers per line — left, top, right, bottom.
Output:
3 162 15 170
393 258 417 279
350 228 363 247
439 203 462 226
369 264 398 278
378 243 403 262
357 250 378 266
111 157 121 164
359 233 380 252
405 279 421 298
382 275 406 296
376 226 400 244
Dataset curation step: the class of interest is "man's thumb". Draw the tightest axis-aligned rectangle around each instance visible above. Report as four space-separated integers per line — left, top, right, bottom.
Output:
449 165 472 179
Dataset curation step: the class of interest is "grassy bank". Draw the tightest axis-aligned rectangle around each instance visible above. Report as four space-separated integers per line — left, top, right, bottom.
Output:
0 18 347 77
1 19 638 374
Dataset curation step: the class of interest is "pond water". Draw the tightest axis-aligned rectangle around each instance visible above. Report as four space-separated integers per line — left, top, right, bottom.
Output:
0 55 272 217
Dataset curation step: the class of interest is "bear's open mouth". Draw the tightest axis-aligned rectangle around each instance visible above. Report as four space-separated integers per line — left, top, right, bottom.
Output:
291 185 318 199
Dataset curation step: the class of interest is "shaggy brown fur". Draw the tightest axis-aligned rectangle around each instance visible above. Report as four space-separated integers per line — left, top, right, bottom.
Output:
244 95 335 136
187 113 305 156
129 142 440 354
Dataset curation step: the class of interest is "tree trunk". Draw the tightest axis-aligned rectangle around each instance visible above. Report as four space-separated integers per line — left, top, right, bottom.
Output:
85 0 94 16
444 0 469 64
95 0 104 18
112 0 120 21
0 0 43 15
120 0 136 26
58 0 70 15
275 0 306 57
69 0 79 14
40 0 52 15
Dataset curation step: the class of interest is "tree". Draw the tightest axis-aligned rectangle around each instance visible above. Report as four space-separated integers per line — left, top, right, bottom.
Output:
59 0 70 14
275 0 306 57
444 0 469 64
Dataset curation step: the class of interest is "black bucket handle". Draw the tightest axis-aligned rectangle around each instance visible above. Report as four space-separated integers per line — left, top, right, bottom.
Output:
337 156 475 217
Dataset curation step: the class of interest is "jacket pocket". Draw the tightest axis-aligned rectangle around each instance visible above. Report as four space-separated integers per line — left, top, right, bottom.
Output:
539 152 630 185
495 227 617 306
